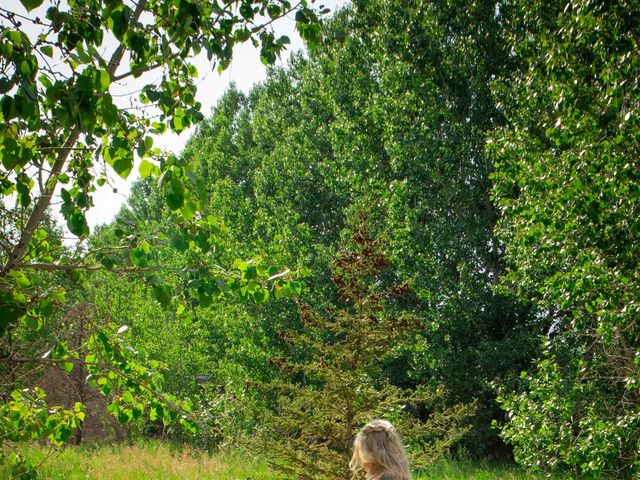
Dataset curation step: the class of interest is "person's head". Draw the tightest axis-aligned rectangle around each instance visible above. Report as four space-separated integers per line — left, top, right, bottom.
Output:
349 420 411 479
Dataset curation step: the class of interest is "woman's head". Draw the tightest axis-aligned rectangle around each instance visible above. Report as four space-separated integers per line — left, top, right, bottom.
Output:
349 420 411 479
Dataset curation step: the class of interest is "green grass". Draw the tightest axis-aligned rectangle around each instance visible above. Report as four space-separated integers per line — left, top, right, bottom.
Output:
2 441 552 479
3 442 274 480
417 459 555 479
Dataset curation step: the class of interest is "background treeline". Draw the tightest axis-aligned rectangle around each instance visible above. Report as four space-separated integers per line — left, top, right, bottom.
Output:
5 0 639 478
95 0 536 456
91 0 640 476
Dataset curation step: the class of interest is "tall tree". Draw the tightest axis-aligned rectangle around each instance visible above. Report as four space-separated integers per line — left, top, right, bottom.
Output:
333 0 536 452
490 0 640 477
0 0 323 476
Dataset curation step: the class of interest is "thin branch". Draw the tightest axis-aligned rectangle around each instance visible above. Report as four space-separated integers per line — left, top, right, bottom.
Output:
111 56 175 83
0 6 52 27
8 444 58 480
2 356 203 427
16 263 187 273
248 1 304 33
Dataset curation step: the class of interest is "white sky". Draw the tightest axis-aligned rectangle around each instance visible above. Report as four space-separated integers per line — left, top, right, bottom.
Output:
3 0 349 235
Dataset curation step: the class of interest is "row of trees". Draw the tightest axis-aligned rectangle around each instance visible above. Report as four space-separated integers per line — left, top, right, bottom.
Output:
166 0 535 458
1 0 639 478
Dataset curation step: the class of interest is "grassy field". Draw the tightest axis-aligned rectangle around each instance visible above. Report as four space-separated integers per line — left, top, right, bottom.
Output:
2 442 551 479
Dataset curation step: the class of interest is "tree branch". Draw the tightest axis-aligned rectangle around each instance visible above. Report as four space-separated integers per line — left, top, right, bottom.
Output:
1 0 148 275
2 356 203 427
16 263 186 273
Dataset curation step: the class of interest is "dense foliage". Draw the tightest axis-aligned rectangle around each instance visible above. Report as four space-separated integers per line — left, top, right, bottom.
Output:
0 0 322 476
491 0 640 477
2 0 639 478
166 0 538 456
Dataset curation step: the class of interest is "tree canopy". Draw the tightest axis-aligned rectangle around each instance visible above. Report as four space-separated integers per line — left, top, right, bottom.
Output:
2 0 639 478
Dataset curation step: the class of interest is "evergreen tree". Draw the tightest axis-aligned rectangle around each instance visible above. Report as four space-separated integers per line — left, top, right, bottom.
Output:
257 216 473 479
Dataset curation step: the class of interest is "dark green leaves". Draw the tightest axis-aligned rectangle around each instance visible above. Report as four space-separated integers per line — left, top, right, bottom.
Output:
130 240 150 267
152 284 173 309
165 177 185 210
40 45 53 58
168 229 188 252
158 169 186 211
107 5 130 40
0 301 22 337
490 0 640 476
295 8 322 48
66 210 89 237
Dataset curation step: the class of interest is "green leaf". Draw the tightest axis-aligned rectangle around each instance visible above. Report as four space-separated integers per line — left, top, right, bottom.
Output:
299 266 312 277
95 69 111 92
153 285 172 309
110 154 133 179
214 278 228 295
8 30 23 46
104 140 133 179
165 177 185 210
20 59 32 76
130 246 148 267
243 265 258 280
139 159 155 178
99 379 112 397
253 289 269 303
40 45 53 57
117 409 130 424
150 406 158 421
182 200 197 221
198 291 212 308
235 28 251 41
267 4 282 19
24 314 41 331
121 391 134 404
38 299 53 317
12 290 28 304
9 270 31 288
108 7 129 40
274 283 292 299
66 210 90 237
49 289 66 304
290 281 302 295
55 425 72 443
169 230 187 252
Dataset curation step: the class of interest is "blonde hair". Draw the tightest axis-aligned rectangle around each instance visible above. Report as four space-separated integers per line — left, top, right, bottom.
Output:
349 420 412 480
